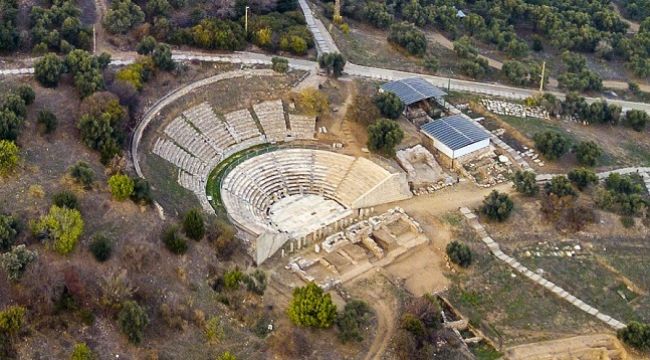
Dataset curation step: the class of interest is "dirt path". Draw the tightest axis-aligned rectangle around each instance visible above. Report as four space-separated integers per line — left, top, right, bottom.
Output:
364 297 393 360
612 3 640 34
505 333 631 360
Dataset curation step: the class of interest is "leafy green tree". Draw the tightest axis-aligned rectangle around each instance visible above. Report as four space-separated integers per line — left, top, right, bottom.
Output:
0 214 18 252
271 57 289 73
446 241 472 267
0 140 19 175
0 245 37 281
512 170 539 196
37 110 58 134
0 107 23 141
89 234 112 262
136 36 157 55
52 191 79 210
388 21 427 56
103 0 145 34
318 53 346 77
16 85 35 106
367 119 404 156
545 176 576 197
363 2 393 28
623 110 649 132
131 178 153 205
31 205 84 255
65 50 106 98
118 300 149 344
573 141 602 166
190 19 246 51
568 168 598 191
69 162 94 189
162 226 187 254
459 57 490 79
336 300 372 343
453 36 479 59
152 43 175 71
70 342 94 360
183 209 205 241
617 321 650 351
108 174 134 201
480 191 514 222
533 131 571 160
145 0 171 18
287 282 337 328
3 93 26 118
374 92 404 119
34 53 64 87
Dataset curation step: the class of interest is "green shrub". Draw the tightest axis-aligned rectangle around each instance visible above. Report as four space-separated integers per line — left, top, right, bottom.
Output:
89 235 112 262
621 216 635 228
52 191 79 210
567 168 598 191
0 245 37 281
0 214 19 252
287 282 337 328
204 316 223 343
480 191 513 222
545 176 577 197
512 170 539 196
69 162 94 189
182 209 205 241
0 305 26 336
70 342 94 360
162 226 187 254
37 110 58 134
34 53 64 87
271 57 289 73
0 140 20 175
336 299 372 343
223 268 243 290
31 206 84 255
446 241 472 267
118 300 149 344
388 21 427 56
216 352 237 360
242 269 267 295
617 321 650 351
16 85 35 106
108 174 134 201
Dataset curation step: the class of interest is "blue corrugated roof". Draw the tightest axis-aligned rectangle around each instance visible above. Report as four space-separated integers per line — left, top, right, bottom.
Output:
381 77 446 106
421 115 490 151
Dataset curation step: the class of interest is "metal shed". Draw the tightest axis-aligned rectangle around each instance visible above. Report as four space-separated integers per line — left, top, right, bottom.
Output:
420 115 490 159
380 77 447 106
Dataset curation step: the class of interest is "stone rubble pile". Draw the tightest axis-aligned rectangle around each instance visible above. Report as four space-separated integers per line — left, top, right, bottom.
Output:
481 99 549 119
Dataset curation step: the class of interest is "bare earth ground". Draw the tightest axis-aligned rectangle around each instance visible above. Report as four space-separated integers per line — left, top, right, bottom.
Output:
505 334 636 360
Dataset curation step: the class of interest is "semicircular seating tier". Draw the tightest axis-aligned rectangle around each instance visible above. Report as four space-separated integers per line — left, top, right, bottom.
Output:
220 149 412 241
151 100 317 211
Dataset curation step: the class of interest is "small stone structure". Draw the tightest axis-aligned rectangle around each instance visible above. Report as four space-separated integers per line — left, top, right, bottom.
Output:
396 145 446 191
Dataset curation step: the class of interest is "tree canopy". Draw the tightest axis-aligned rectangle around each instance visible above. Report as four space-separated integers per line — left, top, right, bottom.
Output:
287 282 337 328
367 119 404 156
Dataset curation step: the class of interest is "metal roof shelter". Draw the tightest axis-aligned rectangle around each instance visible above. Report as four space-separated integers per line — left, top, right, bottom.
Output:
421 115 489 151
381 77 447 106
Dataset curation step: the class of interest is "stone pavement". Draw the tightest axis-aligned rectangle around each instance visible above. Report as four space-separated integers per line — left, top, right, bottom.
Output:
459 207 627 330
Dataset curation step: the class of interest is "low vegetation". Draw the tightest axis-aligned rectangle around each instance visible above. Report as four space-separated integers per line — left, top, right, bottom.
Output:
287 282 337 328
480 191 513 222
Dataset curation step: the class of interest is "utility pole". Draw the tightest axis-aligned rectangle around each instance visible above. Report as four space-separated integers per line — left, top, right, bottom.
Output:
245 6 250 33
93 25 96 54
334 0 341 20
539 61 546 93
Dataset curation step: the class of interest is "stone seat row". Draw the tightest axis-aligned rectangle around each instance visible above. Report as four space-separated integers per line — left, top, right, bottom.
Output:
153 138 206 176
